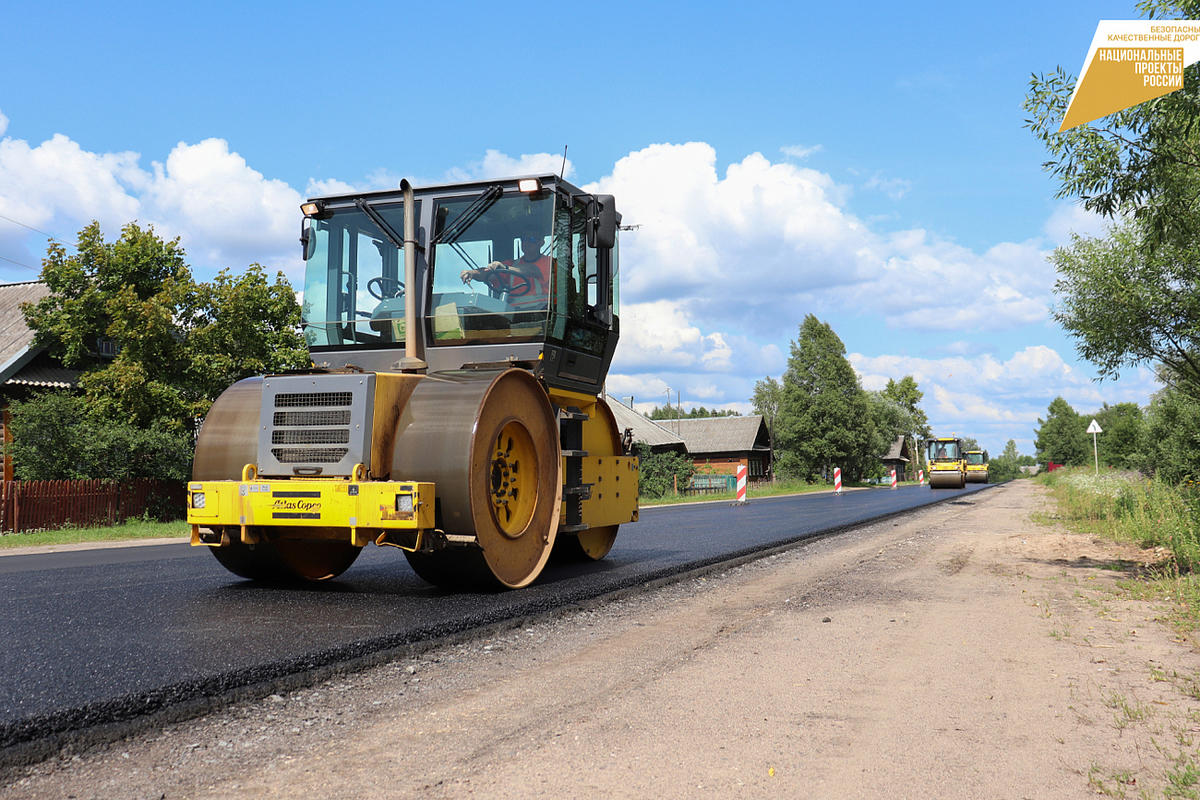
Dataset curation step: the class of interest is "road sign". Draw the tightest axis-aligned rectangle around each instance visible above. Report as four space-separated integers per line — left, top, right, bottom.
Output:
1087 418 1102 473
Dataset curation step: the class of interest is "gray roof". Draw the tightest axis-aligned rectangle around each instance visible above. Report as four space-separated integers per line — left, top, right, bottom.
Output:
6 363 78 388
883 435 911 462
0 281 50 383
672 415 769 455
607 399 686 451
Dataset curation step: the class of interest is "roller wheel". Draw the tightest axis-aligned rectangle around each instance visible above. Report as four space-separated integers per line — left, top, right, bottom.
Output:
193 377 361 583
552 398 622 562
393 369 561 589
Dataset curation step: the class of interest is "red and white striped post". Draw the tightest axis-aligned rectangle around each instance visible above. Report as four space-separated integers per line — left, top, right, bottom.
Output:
735 464 748 504
918 469 925 486
890 468 898 489
833 467 843 494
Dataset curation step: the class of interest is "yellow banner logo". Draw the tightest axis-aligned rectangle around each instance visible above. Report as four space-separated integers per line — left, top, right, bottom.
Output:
1060 22 1200 132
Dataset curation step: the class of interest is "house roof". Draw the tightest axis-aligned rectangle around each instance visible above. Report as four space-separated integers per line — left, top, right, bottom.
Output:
672 415 769 455
607 399 686 451
0 281 50 384
883 435 911 462
6 363 78 388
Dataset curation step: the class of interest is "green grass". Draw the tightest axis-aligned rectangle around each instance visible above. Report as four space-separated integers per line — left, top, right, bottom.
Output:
0 519 189 549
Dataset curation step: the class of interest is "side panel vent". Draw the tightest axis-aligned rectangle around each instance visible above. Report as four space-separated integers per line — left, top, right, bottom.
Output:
258 374 375 476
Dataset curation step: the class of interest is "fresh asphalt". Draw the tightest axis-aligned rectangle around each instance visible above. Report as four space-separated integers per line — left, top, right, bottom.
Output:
0 482 992 757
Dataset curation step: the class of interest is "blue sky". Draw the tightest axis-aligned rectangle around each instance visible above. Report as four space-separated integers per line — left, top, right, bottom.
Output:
0 1 1157 456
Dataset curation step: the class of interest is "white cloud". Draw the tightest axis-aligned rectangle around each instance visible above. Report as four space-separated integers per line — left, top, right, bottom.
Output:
444 149 572 182
863 172 912 200
142 138 302 273
1043 201 1111 244
0 110 8 138
0 133 142 235
781 143 822 159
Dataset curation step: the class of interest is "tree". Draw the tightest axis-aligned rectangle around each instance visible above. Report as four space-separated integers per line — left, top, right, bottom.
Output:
881 376 931 439
752 376 782 478
777 315 876 482
865 392 916 479
1050 224 1200 400
1092 402 1145 469
1035 397 1088 465
647 405 739 420
988 439 1026 482
23 221 308 435
633 444 696 498
1136 387 1200 482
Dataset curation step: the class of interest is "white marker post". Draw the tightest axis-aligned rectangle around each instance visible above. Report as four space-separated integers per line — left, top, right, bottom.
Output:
1086 418 1103 475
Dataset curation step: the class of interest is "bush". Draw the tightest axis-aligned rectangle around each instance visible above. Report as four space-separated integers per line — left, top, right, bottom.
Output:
635 445 696 498
9 393 192 481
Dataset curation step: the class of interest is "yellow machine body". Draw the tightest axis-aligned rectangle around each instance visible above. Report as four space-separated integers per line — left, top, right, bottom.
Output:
926 436 966 489
964 450 988 483
190 176 637 588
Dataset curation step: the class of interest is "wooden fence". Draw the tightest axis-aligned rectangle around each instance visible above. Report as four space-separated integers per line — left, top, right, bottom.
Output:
0 479 186 533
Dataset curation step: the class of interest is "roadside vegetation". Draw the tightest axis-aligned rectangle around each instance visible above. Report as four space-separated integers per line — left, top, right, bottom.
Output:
1039 467 1200 625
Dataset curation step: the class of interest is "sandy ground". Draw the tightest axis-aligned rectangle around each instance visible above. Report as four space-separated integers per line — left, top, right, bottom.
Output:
4 480 1200 799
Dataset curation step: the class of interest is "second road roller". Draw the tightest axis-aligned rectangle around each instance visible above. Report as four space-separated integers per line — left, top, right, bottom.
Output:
186 175 639 589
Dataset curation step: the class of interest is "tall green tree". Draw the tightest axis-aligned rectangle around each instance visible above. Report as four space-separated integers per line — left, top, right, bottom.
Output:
1136 387 1200 482
22 221 308 436
1092 402 1145 469
752 375 782 477
881 376 931 439
777 315 876 482
1035 396 1088 465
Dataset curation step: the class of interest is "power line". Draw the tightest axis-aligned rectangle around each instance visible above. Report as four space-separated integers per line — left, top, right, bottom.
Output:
0 213 72 247
0 253 40 272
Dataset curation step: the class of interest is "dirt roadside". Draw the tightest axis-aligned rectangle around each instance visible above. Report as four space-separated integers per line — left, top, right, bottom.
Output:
4 480 1199 799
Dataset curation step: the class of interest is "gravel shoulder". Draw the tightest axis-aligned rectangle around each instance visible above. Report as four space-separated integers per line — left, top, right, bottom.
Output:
5 480 1199 799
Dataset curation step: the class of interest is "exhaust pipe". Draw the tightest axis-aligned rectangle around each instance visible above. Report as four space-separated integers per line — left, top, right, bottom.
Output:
398 178 427 372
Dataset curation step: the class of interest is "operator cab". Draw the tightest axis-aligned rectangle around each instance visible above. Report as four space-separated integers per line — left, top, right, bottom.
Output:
299 176 620 394
926 438 962 462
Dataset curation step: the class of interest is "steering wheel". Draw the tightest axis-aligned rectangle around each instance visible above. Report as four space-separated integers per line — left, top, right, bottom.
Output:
367 276 405 300
477 267 532 298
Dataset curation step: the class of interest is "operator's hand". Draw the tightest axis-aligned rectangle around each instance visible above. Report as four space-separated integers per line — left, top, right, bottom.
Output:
460 262 506 284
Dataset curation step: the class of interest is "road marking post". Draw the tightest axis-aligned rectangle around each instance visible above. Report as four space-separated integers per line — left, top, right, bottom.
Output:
834 467 843 495
732 464 748 506
918 469 925 486
890 468 897 489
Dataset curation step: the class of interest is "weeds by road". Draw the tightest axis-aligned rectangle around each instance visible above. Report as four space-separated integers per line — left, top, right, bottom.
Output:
1039 466 1200 632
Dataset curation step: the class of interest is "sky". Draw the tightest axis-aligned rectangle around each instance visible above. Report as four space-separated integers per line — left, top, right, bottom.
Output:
0 0 1161 457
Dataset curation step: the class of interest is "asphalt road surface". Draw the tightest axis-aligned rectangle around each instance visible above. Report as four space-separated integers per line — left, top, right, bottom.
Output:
0 482 990 755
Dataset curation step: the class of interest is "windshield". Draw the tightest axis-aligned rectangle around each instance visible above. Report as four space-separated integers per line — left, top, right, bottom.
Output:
966 452 985 465
927 440 961 461
300 201 416 348
428 192 553 346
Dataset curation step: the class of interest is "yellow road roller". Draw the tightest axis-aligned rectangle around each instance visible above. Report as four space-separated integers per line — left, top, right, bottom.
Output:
964 450 989 483
186 175 638 588
924 436 966 489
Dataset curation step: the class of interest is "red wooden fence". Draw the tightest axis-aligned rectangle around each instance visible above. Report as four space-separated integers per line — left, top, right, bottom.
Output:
0 479 185 533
